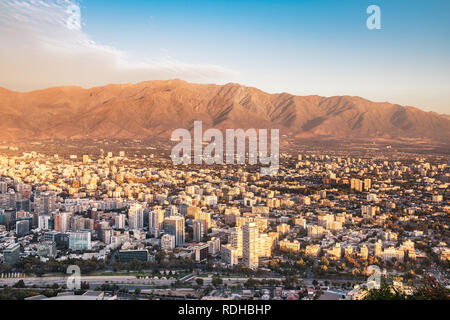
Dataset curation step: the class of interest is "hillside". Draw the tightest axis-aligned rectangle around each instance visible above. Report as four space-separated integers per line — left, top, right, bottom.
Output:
0 79 448 144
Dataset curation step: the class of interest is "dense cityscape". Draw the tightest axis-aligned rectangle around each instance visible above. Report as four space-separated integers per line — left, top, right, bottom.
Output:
0 141 448 300
1 0 449 314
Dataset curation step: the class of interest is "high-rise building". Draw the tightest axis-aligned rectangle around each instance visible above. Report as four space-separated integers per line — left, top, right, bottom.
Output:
100 228 113 244
194 243 209 262
208 237 221 255
229 227 243 258
193 219 205 242
0 209 15 228
3 243 20 265
374 240 383 258
71 216 94 232
149 209 164 236
38 215 52 230
186 206 201 219
221 245 238 265
364 179 372 191
0 192 16 210
68 231 91 251
243 222 259 269
164 205 178 218
0 182 7 194
224 207 241 225
327 242 342 260
53 213 62 232
38 241 57 258
362 205 378 218
34 191 56 215
16 199 30 212
279 239 300 253
359 244 369 260
307 224 325 239
44 231 63 244
257 233 272 257
194 211 211 233
160 233 176 250
54 212 71 233
350 178 364 192
318 213 334 227
276 223 290 235
164 216 185 247
128 203 144 229
114 214 126 229
16 220 30 235
0 209 5 226
294 217 307 228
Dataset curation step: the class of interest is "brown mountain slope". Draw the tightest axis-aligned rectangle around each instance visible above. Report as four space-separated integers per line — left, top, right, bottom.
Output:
0 79 448 143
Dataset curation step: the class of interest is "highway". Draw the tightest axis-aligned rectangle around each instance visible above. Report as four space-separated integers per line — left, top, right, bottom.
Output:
0 274 364 292
0 275 177 287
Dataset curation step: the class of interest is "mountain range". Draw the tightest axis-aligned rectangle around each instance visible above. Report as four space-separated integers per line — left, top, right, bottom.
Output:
0 79 449 144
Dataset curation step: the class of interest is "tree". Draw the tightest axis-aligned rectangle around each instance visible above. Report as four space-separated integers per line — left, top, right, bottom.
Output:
81 281 90 290
196 278 204 286
0 263 12 274
364 277 450 300
409 277 450 300
314 289 324 300
41 289 58 298
364 282 408 300
211 275 223 287
14 280 26 288
203 285 214 295
244 278 259 288
298 289 307 300
205 261 214 272
284 275 299 289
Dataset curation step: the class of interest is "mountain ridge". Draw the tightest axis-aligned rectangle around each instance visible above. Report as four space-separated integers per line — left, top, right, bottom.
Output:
0 80 449 144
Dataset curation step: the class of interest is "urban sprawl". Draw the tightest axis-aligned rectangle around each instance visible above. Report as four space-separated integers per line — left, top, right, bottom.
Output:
0 144 448 300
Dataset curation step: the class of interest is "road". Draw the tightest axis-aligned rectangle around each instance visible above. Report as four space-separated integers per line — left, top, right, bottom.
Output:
0 275 177 287
0 273 364 292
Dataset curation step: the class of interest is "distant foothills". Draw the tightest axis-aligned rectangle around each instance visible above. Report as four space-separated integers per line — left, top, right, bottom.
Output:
0 79 448 144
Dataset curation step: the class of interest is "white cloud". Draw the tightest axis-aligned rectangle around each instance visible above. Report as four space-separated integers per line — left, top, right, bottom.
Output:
0 0 236 91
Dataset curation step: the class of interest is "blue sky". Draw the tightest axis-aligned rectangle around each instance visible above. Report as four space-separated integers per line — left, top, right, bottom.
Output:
0 0 449 113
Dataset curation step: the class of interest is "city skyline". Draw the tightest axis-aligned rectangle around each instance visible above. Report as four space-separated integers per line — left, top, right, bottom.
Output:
0 0 448 304
0 140 448 301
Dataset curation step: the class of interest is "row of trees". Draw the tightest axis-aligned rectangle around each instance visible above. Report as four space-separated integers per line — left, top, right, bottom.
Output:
0 280 65 300
10 254 195 276
111 256 196 272
12 256 107 276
